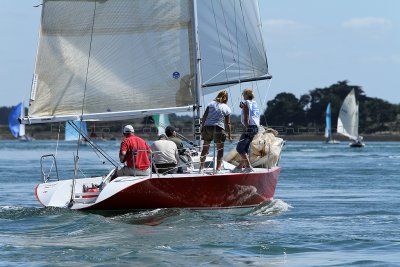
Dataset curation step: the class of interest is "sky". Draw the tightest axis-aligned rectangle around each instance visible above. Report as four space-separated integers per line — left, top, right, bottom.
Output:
0 0 399 110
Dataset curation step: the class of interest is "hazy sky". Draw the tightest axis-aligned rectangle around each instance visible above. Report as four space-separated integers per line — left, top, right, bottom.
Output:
1 0 399 109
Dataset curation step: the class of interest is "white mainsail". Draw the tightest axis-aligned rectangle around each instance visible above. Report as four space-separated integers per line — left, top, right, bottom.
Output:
23 0 270 124
337 89 359 140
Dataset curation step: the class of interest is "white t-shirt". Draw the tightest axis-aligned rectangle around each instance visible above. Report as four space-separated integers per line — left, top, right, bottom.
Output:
150 140 179 164
241 100 260 126
204 100 231 129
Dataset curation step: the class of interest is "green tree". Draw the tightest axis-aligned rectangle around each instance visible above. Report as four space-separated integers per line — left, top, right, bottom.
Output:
263 92 305 126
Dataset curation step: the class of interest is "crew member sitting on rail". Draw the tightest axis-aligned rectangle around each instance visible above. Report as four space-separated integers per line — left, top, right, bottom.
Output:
150 134 179 174
116 125 151 177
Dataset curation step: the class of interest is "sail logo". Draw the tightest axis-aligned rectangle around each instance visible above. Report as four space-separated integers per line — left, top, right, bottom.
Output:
251 102 260 118
172 72 180 79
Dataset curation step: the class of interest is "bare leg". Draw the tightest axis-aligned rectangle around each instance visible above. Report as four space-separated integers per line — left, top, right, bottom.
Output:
200 140 211 170
237 153 251 168
243 153 251 168
216 142 224 170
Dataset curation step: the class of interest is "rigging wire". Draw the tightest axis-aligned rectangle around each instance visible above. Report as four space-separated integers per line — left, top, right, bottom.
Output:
238 1 256 82
210 0 229 83
220 0 237 64
234 0 242 97
68 121 120 167
77 0 98 161
68 1 98 207
256 0 272 126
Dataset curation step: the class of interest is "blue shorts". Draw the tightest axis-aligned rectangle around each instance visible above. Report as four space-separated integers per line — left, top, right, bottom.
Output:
236 125 258 154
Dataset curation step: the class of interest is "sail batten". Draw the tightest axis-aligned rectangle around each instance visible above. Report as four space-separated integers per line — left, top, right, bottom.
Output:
202 74 272 88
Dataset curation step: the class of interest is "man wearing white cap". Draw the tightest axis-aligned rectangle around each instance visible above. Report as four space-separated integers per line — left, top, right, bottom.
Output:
116 125 151 176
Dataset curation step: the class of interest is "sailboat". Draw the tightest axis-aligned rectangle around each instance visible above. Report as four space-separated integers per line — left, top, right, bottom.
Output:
324 103 340 144
65 120 88 142
337 89 364 147
152 114 171 135
22 0 283 211
8 102 33 141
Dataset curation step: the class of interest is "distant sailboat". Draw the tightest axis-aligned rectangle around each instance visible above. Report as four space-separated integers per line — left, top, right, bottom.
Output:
65 120 88 142
324 103 340 144
152 114 170 135
8 102 33 141
337 89 364 147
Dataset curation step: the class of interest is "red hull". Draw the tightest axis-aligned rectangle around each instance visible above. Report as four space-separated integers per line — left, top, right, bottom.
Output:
82 167 280 211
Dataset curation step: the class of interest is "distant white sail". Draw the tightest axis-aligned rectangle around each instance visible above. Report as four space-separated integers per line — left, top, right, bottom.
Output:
337 89 359 140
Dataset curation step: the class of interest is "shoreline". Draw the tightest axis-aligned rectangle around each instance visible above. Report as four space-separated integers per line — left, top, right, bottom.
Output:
280 134 400 142
1 125 400 142
1 133 400 142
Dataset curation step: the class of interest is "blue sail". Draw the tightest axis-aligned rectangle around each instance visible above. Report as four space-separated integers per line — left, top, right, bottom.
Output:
8 102 23 138
325 103 331 139
65 120 88 141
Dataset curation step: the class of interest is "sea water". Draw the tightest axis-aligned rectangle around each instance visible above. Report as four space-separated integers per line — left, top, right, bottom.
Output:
0 140 399 266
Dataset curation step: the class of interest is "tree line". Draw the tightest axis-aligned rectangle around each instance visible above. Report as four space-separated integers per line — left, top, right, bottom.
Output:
1 81 399 134
262 80 399 133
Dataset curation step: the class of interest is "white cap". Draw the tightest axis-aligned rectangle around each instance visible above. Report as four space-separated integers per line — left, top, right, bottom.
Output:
123 125 134 134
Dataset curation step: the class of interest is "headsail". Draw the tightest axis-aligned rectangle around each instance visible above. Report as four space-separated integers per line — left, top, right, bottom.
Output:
337 89 359 140
25 0 195 124
197 0 270 94
65 120 88 141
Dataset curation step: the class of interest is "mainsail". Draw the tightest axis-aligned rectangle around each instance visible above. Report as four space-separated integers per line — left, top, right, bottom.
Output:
23 0 270 124
337 89 359 140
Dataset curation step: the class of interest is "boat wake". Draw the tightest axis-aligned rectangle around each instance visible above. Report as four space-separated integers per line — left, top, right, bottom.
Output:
0 205 74 220
100 200 292 226
107 208 182 226
244 199 292 216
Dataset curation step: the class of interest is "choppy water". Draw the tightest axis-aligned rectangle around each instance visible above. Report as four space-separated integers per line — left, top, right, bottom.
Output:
0 140 399 266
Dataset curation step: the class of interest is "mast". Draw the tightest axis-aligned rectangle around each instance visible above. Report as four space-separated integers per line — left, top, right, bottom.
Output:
191 0 202 147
